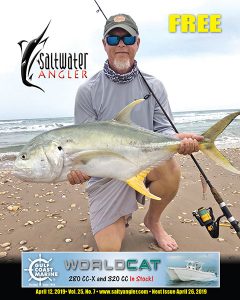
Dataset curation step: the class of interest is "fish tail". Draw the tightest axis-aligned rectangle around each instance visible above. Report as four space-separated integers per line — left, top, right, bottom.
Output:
199 111 240 174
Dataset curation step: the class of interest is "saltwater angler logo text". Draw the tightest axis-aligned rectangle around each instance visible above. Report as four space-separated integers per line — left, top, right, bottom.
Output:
18 21 88 92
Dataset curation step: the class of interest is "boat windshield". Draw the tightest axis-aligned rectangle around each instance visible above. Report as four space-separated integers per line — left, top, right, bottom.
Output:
186 260 203 271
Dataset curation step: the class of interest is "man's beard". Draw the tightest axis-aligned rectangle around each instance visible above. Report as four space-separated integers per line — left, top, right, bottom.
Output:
112 58 131 72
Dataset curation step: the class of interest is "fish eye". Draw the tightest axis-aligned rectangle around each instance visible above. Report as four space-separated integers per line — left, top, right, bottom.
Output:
57 146 63 151
21 154 27 160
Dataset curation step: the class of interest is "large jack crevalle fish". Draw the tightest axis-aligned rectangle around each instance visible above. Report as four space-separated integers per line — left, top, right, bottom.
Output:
14 99 240 200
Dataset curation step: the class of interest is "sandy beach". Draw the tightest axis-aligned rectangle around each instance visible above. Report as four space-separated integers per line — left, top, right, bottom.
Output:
0 148 240 263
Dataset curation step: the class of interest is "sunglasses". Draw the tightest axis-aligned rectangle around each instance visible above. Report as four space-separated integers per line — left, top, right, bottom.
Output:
106 35 136 46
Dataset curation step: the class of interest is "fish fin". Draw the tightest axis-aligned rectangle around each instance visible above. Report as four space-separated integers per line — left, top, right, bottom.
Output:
202 111 240 140
39 36 49 47
126 168 161 200
199 143 240 174
167 144 179 153
17 40 28 55
113 99 145 125
70 150 129 164
200 111 240 174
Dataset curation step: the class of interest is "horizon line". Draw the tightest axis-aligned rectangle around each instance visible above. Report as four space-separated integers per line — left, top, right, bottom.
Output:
0 107 239 121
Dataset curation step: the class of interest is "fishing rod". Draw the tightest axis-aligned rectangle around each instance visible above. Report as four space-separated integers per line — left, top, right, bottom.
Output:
138 72 240 239
93 0 240 239
94 0 108 20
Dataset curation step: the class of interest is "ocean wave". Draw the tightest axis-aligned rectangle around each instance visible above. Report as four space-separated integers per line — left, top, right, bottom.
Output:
0 111 239 157
174 112 238 124
0 152 17 161
0 122 73 133
0 120 24 125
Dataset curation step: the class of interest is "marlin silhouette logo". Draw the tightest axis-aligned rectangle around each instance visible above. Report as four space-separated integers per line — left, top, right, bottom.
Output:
18 21 51 92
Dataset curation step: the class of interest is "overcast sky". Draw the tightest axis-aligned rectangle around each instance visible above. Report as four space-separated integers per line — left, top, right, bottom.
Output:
0 0 240 119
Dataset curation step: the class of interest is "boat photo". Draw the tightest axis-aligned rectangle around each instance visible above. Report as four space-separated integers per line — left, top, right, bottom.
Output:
167 259 218 282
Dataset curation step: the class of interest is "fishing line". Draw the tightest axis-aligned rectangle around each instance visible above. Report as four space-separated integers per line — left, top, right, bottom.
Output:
93 0 240 239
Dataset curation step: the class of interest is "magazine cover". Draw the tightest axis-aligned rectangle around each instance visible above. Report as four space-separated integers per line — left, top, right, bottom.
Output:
0 0 239 297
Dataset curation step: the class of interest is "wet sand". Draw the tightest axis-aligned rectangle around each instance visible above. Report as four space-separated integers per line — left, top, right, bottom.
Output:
0 148 240 262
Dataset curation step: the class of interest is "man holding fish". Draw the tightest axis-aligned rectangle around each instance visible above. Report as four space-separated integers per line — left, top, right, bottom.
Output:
67 14 203 252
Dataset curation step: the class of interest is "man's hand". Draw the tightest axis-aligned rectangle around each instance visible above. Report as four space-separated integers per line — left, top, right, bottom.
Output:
67 170 91 185
175 133 204 155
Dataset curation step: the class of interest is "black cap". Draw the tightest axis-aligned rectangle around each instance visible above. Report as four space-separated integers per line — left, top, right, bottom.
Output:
104 13 139 37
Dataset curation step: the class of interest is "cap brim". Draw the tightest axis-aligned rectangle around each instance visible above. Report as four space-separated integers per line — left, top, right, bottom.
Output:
104 24 137 37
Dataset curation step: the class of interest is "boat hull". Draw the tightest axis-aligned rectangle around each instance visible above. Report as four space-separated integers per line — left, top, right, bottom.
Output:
168 267 217 282
167 268 180 281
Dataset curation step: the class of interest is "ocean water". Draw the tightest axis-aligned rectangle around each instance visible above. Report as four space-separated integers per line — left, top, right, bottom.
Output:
166 278 219 288
0 109 239 168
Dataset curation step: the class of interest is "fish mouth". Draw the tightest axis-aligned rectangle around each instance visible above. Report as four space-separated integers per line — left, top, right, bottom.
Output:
13 166 32 179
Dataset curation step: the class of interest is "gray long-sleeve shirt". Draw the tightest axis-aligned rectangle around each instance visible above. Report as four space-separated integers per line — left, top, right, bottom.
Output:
75 70 174 133
74 69 175 199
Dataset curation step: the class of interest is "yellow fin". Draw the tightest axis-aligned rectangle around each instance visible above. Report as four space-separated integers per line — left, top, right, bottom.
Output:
199 144 240 174
200 111 240 174
167 144 179 153
114 99 145 125
202 111 240 141
126 168 161 201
